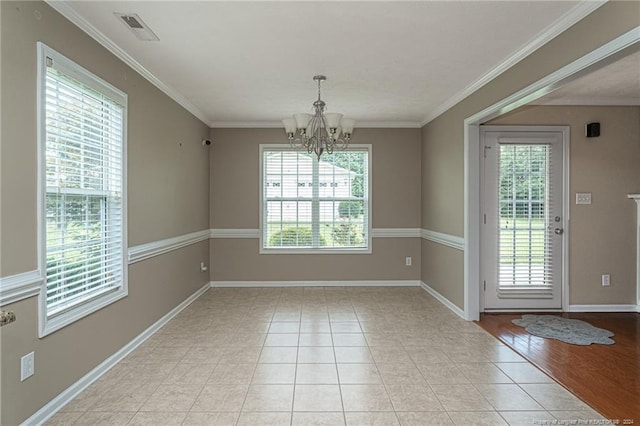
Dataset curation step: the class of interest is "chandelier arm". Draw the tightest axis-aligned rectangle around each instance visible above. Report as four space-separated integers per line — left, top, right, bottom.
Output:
284 75 353 159
336 136 348 149
322 115 334 152
326 141 334 154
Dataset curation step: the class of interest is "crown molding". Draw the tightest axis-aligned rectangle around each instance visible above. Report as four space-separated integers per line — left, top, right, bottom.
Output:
46 0 606 131
530 97 640 106
356 121 422 129
465 27 640 126
210 121 284 129
45 1 211 126
419 0 607 127
210 121 422 129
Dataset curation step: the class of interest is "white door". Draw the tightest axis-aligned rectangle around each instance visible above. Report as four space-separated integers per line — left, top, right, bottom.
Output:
481 128 566 310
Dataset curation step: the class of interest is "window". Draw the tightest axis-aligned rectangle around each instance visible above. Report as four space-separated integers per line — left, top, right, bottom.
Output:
261 145 370 253
37 43 127 336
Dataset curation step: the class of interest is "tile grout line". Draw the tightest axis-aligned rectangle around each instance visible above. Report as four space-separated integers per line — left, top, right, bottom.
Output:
399 315 454 425
234 288 281 425
290 306 301 426
57 287 602 425
329 307 348 426
353 301 401 425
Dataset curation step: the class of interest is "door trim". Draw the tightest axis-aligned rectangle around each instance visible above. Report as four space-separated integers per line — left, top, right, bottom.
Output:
479 126 570 312
463 27 640 321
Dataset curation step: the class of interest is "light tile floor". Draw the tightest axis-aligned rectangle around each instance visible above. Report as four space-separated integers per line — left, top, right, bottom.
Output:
47 287 603 425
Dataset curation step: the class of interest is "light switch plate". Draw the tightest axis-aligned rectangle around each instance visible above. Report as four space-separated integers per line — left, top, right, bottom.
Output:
576 192 592 205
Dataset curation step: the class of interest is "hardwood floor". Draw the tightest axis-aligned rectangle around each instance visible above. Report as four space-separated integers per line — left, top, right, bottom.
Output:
477 312 640 423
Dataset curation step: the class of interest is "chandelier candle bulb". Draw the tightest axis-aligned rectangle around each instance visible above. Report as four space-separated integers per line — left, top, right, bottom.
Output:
283 118 297 136
341 118 355 135
324 112 343 129
294 113 312 130
283 75 355 159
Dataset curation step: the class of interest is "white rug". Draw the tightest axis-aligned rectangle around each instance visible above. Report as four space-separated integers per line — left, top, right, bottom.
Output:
512 315 615 345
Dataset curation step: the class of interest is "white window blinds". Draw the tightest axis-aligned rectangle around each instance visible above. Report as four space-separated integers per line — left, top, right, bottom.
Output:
40 44 127 321
262 147 370 251
497 143 554 297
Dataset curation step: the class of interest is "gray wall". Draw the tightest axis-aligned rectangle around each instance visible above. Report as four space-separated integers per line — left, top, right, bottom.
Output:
2 0 639 423
0 2 210 424
420 1 640 309
209 128 422 282
489 106 640 305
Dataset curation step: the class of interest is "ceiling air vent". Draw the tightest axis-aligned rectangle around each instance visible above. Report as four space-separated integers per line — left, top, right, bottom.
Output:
114 13 159 41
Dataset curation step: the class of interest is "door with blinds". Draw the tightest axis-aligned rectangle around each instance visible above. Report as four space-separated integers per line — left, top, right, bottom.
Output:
482 128 565 310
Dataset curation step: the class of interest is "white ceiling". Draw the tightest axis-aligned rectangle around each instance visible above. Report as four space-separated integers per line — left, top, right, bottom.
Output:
53 1 604 127
532 50 640 106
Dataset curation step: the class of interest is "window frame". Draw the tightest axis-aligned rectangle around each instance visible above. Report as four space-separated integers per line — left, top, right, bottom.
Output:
259 144 372 254
36 42 128 337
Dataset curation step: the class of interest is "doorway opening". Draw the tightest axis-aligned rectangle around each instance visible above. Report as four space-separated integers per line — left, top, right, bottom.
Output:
480 126 569 311
463 27 640 321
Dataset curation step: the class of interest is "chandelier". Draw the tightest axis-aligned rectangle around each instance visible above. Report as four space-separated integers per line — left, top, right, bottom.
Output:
282 75 355 160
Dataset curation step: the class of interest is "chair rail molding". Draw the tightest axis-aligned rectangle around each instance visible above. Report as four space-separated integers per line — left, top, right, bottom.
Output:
128 229 210 264
420 229 465 251
210 228 261 239
210 228 423 239
370 228 422 238
0 270 43 306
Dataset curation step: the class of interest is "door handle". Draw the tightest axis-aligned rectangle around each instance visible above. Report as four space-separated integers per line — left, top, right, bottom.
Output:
554 228 564 235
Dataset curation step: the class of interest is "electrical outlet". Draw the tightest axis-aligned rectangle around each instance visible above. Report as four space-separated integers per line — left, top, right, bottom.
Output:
576 193 592 205
21 352 34 381
200 262 208 272
405 257 412 266
601 274 611 287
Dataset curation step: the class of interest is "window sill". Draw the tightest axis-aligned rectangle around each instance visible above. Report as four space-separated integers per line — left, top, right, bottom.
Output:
260 247 372 255
39 287 128 338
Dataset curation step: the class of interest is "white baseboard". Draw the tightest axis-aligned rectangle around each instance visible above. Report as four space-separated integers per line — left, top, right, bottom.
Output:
419 281 466 319
22 282 210 426
211 280 421 288
568 304 640 313
484 308 563 313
